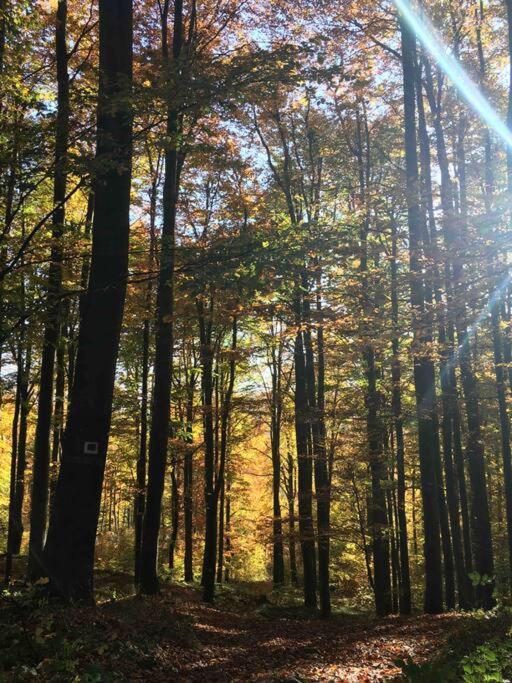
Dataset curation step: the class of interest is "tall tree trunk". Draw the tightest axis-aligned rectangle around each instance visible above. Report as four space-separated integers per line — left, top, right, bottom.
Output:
11 344 31 554
49 320 66 515
4 341 22 584
424 57 495 609
302 295 330 613
416 64 461 609
168 461 179 570
198 296 216 602
43 0 133 602
293 296 317 609
214 317 237 587
28 0 70 582
216 477 225 583
139 0 182 595
270 322 285 587
453 116 475 595
224 482 231 583
134 166 157 587
312 275 331 617
134 316 150 586
399 16 443 613
183 372 194 582
287 450 299 586
354 106 391 616
390 218 412 614
477 5 512 594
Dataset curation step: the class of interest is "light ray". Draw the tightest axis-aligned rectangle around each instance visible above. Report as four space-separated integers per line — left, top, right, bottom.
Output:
393 0 512 409
393 0 512 150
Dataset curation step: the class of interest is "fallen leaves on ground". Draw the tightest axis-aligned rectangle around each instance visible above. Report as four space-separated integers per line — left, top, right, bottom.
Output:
1 580 474 682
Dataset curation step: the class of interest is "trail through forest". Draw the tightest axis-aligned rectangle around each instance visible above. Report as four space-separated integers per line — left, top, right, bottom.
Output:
1 572 483 682
165 586 467 681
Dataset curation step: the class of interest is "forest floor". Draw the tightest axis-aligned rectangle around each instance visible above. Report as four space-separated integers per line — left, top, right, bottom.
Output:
0 563 509 681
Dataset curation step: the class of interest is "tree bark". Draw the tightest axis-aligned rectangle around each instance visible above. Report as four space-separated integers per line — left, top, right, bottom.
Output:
28 0 70 582
43 0 133 602
269 320 285 587
139 0 183 595
5 340 22 584
423 56 494 609
11 344 31 554
198 296 217 602
286 449 299 586
390 217 412 614
399 16 443 613
293 296 317 609
183 368 195 582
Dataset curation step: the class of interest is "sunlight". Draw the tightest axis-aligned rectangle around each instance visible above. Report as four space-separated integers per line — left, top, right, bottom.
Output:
393 0 512 150
394 0 512 376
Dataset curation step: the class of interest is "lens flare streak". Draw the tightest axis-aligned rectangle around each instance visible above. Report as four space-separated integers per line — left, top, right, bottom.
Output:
393 0 512 404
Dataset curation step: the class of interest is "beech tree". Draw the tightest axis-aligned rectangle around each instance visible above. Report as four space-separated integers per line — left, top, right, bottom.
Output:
44 0 133 601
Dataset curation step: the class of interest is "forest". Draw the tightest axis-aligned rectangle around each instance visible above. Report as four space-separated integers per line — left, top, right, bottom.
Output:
4 0 512 680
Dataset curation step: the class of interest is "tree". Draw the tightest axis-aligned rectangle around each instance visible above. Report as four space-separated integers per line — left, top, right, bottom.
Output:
43 0 133 601
28 0 70 582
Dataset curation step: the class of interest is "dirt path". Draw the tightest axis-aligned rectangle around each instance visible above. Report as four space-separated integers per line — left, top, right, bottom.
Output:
134 586 468 681
1 577 473 682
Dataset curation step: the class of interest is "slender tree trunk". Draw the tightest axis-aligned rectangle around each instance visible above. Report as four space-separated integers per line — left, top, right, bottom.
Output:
399 16 443 613
390 218 411 614
11 344 31 554
49 321 66 514
416 65 460 609
168 460 179 570
198 296 216 602
387 479 399 614
354 107 391 616
270 323 285 587
214 317 237 588
453 118 475 596
134 169 157 586
293 297 317 609
139 0 182 595
43 0 133 602
134 316 150 586
477 7 512 595
351 473 374 592
5 342 22 584
424 57 495 609
183 374 194 582
216 477 225 583
301 275 330 616
287 451 299 586
224 484 231 583
28 0 70 582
